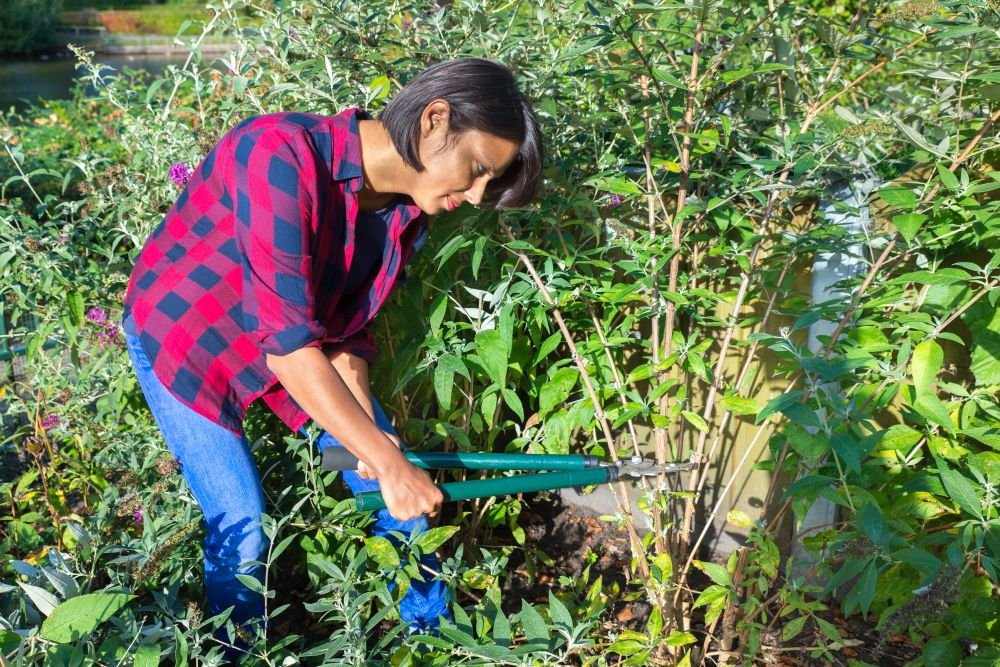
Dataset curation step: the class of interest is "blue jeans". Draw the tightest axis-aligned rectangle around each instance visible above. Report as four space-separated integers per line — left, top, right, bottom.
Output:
122 313 451 640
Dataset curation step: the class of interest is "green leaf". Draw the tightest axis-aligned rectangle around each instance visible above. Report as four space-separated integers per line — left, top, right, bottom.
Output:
434 354 468 412
720 396 759 415
492 605 512 648
434 235 469 268
936 163 960 191
134 644 160 667
893 267 969 285
782 615 807 642
879 424 923 450
784 424 829 462
583 174 641 195
969 306 1000 386
681 410 708 433
756 391 803 423
428 293 447 334
937 460 983 520
693 561 731 587
368 74 391 101
66 292 85 328
412 526 460 553
548 591 574 633
851 560 877 617
608 639 646 656
664 630 696 646
364 536 400 570
519 599 550 647
922 638 962 667
892 213 927 243
911 339 943 397
879 186 918 208
502 388 525 421
539 367 578 418
914 393 954 433
475 329 509 386
962 428 1000 450
40 593 135 643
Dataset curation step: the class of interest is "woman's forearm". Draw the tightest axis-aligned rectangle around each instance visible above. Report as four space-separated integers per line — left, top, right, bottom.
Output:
266 346 406 474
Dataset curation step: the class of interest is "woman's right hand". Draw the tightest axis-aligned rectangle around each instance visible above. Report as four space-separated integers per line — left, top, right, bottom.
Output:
376 456 444 521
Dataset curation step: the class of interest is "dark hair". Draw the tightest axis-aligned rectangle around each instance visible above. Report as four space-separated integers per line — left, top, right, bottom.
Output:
379 57 543 209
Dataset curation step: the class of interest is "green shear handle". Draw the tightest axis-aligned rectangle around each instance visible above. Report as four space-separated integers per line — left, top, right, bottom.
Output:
320 449 687 513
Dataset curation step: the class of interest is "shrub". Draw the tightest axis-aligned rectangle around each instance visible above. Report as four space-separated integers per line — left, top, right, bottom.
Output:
1 0 998 664
0 0 65 55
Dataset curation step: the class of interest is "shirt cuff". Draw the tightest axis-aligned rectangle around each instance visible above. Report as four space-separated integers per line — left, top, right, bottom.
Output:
255 321 328 356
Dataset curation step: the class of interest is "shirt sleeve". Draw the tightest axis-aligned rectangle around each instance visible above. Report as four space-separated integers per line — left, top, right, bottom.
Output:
232 126 328 356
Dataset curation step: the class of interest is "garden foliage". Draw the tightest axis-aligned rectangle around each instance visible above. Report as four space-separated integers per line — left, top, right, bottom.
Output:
1 0 999 664
0 0 65 56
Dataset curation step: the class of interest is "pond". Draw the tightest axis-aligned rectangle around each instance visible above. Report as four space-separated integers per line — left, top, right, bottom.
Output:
0 52 194 114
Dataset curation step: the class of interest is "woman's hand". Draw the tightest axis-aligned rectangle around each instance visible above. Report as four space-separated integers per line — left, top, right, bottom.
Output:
376 456 444 521
357 433 402 480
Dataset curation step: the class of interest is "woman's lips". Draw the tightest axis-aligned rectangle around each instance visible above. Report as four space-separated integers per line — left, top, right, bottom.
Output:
445 196 460 212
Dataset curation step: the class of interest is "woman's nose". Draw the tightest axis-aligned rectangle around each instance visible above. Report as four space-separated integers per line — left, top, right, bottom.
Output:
465 178 488 206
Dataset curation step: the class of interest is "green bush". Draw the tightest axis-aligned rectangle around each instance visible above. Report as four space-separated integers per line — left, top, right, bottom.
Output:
1 0 998 664
0 0 65 55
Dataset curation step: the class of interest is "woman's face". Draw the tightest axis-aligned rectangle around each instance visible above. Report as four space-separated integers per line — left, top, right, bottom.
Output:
408 100 520 215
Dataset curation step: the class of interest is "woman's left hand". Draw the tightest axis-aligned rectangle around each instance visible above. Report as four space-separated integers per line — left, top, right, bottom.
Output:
357 433 403 480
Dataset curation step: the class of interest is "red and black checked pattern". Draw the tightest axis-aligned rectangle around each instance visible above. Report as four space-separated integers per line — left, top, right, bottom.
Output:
123 108 429 436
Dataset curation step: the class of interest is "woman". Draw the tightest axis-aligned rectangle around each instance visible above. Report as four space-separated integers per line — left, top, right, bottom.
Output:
120 57 543 651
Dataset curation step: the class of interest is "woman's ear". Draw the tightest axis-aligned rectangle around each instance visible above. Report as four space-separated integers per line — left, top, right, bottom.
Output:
420 99 451 139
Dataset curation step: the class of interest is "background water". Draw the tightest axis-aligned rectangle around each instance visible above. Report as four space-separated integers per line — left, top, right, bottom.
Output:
0 52 192 114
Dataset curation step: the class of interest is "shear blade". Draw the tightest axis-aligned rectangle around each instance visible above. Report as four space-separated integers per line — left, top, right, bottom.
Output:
616 459 693 477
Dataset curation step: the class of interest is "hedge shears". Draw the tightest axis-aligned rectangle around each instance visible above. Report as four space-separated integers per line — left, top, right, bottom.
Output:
321 450 695 512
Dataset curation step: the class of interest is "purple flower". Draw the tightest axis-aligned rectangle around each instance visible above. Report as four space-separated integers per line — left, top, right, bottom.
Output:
169 162 193 187
607 193 624 208
97 322 122 348
86 307 107 324
42 414 60 430
288 28 300 42
401 18 413 30
56 234 69 245
132 509 143 523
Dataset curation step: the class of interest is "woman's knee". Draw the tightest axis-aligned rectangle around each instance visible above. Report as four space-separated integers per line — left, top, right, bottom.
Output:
202 513 268 570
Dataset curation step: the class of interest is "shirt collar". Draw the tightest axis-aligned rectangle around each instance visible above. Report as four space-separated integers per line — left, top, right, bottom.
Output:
331 107 425 227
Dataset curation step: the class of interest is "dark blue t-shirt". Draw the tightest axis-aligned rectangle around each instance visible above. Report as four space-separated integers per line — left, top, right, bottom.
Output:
343 207 389 295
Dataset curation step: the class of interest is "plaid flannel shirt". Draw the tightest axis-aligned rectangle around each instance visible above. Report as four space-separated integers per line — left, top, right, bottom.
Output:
122 108 428 437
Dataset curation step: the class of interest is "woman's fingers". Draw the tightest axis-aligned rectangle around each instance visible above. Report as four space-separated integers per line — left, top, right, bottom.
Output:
357 460 376 480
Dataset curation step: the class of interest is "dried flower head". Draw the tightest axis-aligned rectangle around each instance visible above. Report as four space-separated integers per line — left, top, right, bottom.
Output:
131 519 199 582
25 238 44 253
885 0 940 21
156 455 181 476
186 601 203 626
115 489 142 518
24 435 46 457
839 121 897 139
58 388 72 402
875 566 960 658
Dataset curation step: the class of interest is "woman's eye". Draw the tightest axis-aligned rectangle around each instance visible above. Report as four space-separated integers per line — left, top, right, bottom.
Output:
476 163 487 176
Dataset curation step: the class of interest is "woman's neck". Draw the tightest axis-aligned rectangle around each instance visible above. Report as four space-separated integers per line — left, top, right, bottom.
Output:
356 119 411 211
